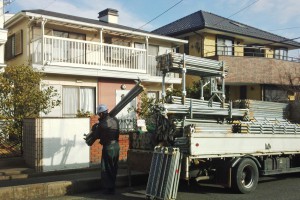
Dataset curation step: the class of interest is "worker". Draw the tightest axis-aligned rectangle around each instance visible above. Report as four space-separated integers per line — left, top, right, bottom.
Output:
95 104 120 195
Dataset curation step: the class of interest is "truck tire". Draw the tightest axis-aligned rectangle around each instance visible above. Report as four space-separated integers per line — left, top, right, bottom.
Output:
232 158 259 194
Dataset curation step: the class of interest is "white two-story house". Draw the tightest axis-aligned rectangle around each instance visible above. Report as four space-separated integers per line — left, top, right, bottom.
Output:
4 8 187 118
0 0 8 70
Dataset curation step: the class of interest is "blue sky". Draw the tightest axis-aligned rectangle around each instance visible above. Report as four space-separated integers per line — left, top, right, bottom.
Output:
5 0 300 57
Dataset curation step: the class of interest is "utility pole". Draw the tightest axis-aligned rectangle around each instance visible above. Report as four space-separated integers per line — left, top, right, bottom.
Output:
4 0 14 6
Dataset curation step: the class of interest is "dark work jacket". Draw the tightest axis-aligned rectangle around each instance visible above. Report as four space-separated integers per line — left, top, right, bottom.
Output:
96 115 119 146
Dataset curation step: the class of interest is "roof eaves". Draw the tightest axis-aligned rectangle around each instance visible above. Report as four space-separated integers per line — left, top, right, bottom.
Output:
204 26 300 48
20 9 187 45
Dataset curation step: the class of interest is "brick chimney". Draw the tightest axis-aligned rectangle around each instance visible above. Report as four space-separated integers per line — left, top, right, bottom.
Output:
98 8 119 24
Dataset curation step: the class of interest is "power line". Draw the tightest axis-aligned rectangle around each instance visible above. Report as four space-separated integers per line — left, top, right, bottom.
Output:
138 0 183 30
43 0 57 10
112 0 183 43
213 0 260 26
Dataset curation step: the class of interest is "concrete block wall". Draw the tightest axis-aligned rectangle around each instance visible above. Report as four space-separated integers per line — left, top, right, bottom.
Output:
23 118 43 171
211 55 300 85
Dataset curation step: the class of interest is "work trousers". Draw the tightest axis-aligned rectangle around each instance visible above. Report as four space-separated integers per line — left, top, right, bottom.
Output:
101 142 120 190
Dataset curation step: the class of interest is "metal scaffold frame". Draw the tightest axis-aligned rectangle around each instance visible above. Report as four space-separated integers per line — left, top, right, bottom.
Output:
157 52 227 106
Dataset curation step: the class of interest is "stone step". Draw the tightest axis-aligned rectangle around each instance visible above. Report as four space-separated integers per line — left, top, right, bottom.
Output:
0 157 26 168
0 167 35 181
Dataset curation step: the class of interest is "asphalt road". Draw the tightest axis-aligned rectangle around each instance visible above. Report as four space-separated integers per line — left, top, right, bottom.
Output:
48 173 300 200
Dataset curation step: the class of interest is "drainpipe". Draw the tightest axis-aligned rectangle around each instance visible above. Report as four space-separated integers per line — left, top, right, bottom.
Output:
162 72 166 103
182 53 186 105
221 61 226 107
99 28 103 68
27 17 35 65
145 36 149 74
41 18 47 66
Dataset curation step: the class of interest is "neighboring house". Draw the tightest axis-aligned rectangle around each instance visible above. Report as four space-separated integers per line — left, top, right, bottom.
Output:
153 10 300 102
4 9 187 118
0 0 8 71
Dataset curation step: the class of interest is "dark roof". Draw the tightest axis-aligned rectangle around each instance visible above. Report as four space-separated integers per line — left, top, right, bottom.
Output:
21 9 149 34
152 10 300 48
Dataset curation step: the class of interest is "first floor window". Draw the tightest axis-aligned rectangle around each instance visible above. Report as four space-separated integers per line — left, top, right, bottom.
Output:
62 86 95 117
264 85 288 103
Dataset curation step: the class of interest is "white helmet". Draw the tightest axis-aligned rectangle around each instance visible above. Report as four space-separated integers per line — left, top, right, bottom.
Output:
97 104 108 114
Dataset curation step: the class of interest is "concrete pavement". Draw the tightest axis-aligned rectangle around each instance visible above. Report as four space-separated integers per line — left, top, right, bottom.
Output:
0 157 147 200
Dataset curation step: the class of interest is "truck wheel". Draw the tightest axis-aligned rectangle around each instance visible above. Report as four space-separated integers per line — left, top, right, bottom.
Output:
232 158 259 194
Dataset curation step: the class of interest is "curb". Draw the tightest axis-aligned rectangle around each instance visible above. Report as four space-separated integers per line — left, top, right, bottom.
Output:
0 173 148 200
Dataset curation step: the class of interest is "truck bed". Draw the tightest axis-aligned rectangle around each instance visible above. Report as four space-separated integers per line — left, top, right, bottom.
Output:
188 132 300 158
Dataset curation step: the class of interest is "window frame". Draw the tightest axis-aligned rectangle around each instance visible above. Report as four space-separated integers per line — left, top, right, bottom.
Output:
216 35 234 56
62 86 96 117
5 30 23 60
274 48 288 60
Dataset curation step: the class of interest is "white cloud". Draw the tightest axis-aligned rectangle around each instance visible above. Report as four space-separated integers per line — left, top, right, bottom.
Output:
250 0 300 25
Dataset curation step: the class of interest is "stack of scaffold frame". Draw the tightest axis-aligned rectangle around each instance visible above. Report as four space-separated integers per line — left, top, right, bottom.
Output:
154 53 249 141
146 146 182 200
156 52 227 77
230 100 300 134
233 99 289 120
155 52 300 140
232 118 300 134
157 53 227 105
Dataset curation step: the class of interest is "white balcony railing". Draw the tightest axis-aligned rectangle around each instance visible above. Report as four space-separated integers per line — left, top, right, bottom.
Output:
31 36 147 73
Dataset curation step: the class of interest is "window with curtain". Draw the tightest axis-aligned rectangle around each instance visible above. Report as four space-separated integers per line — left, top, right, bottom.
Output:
274 48 288 60
62 86 95 117
217 37 233 56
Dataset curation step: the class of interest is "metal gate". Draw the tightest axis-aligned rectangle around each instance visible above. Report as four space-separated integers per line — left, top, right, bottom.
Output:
0 120 22 158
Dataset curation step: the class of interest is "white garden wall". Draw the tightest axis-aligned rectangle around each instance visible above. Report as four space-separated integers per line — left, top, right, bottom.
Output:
23 118 90 172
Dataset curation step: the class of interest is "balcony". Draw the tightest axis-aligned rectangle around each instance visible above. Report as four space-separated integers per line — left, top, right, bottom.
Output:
31 36 175 81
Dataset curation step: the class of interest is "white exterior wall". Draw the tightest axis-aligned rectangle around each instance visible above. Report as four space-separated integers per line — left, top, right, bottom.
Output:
23 118 90 172
0 0 7 70
41 76 98 117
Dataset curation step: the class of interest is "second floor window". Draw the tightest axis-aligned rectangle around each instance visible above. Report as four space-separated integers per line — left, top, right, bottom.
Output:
274 48 288 60
5 30 23 60
244 45 265 57
216 37 233 56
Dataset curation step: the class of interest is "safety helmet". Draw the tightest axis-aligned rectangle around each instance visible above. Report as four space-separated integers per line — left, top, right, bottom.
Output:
97 104 108 114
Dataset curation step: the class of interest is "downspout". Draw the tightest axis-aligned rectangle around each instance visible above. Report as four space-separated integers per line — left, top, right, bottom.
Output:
99 28 103 68
162 72 166 103
145 36 149 74
182 53 186 105
41 18 47 66
27 16 35 65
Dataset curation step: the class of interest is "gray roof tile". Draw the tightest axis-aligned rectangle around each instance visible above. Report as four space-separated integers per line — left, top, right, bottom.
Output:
152 10 300 48
22 9 150 34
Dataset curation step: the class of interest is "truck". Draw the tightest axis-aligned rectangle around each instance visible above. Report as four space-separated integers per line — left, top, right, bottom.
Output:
127 52 300 195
